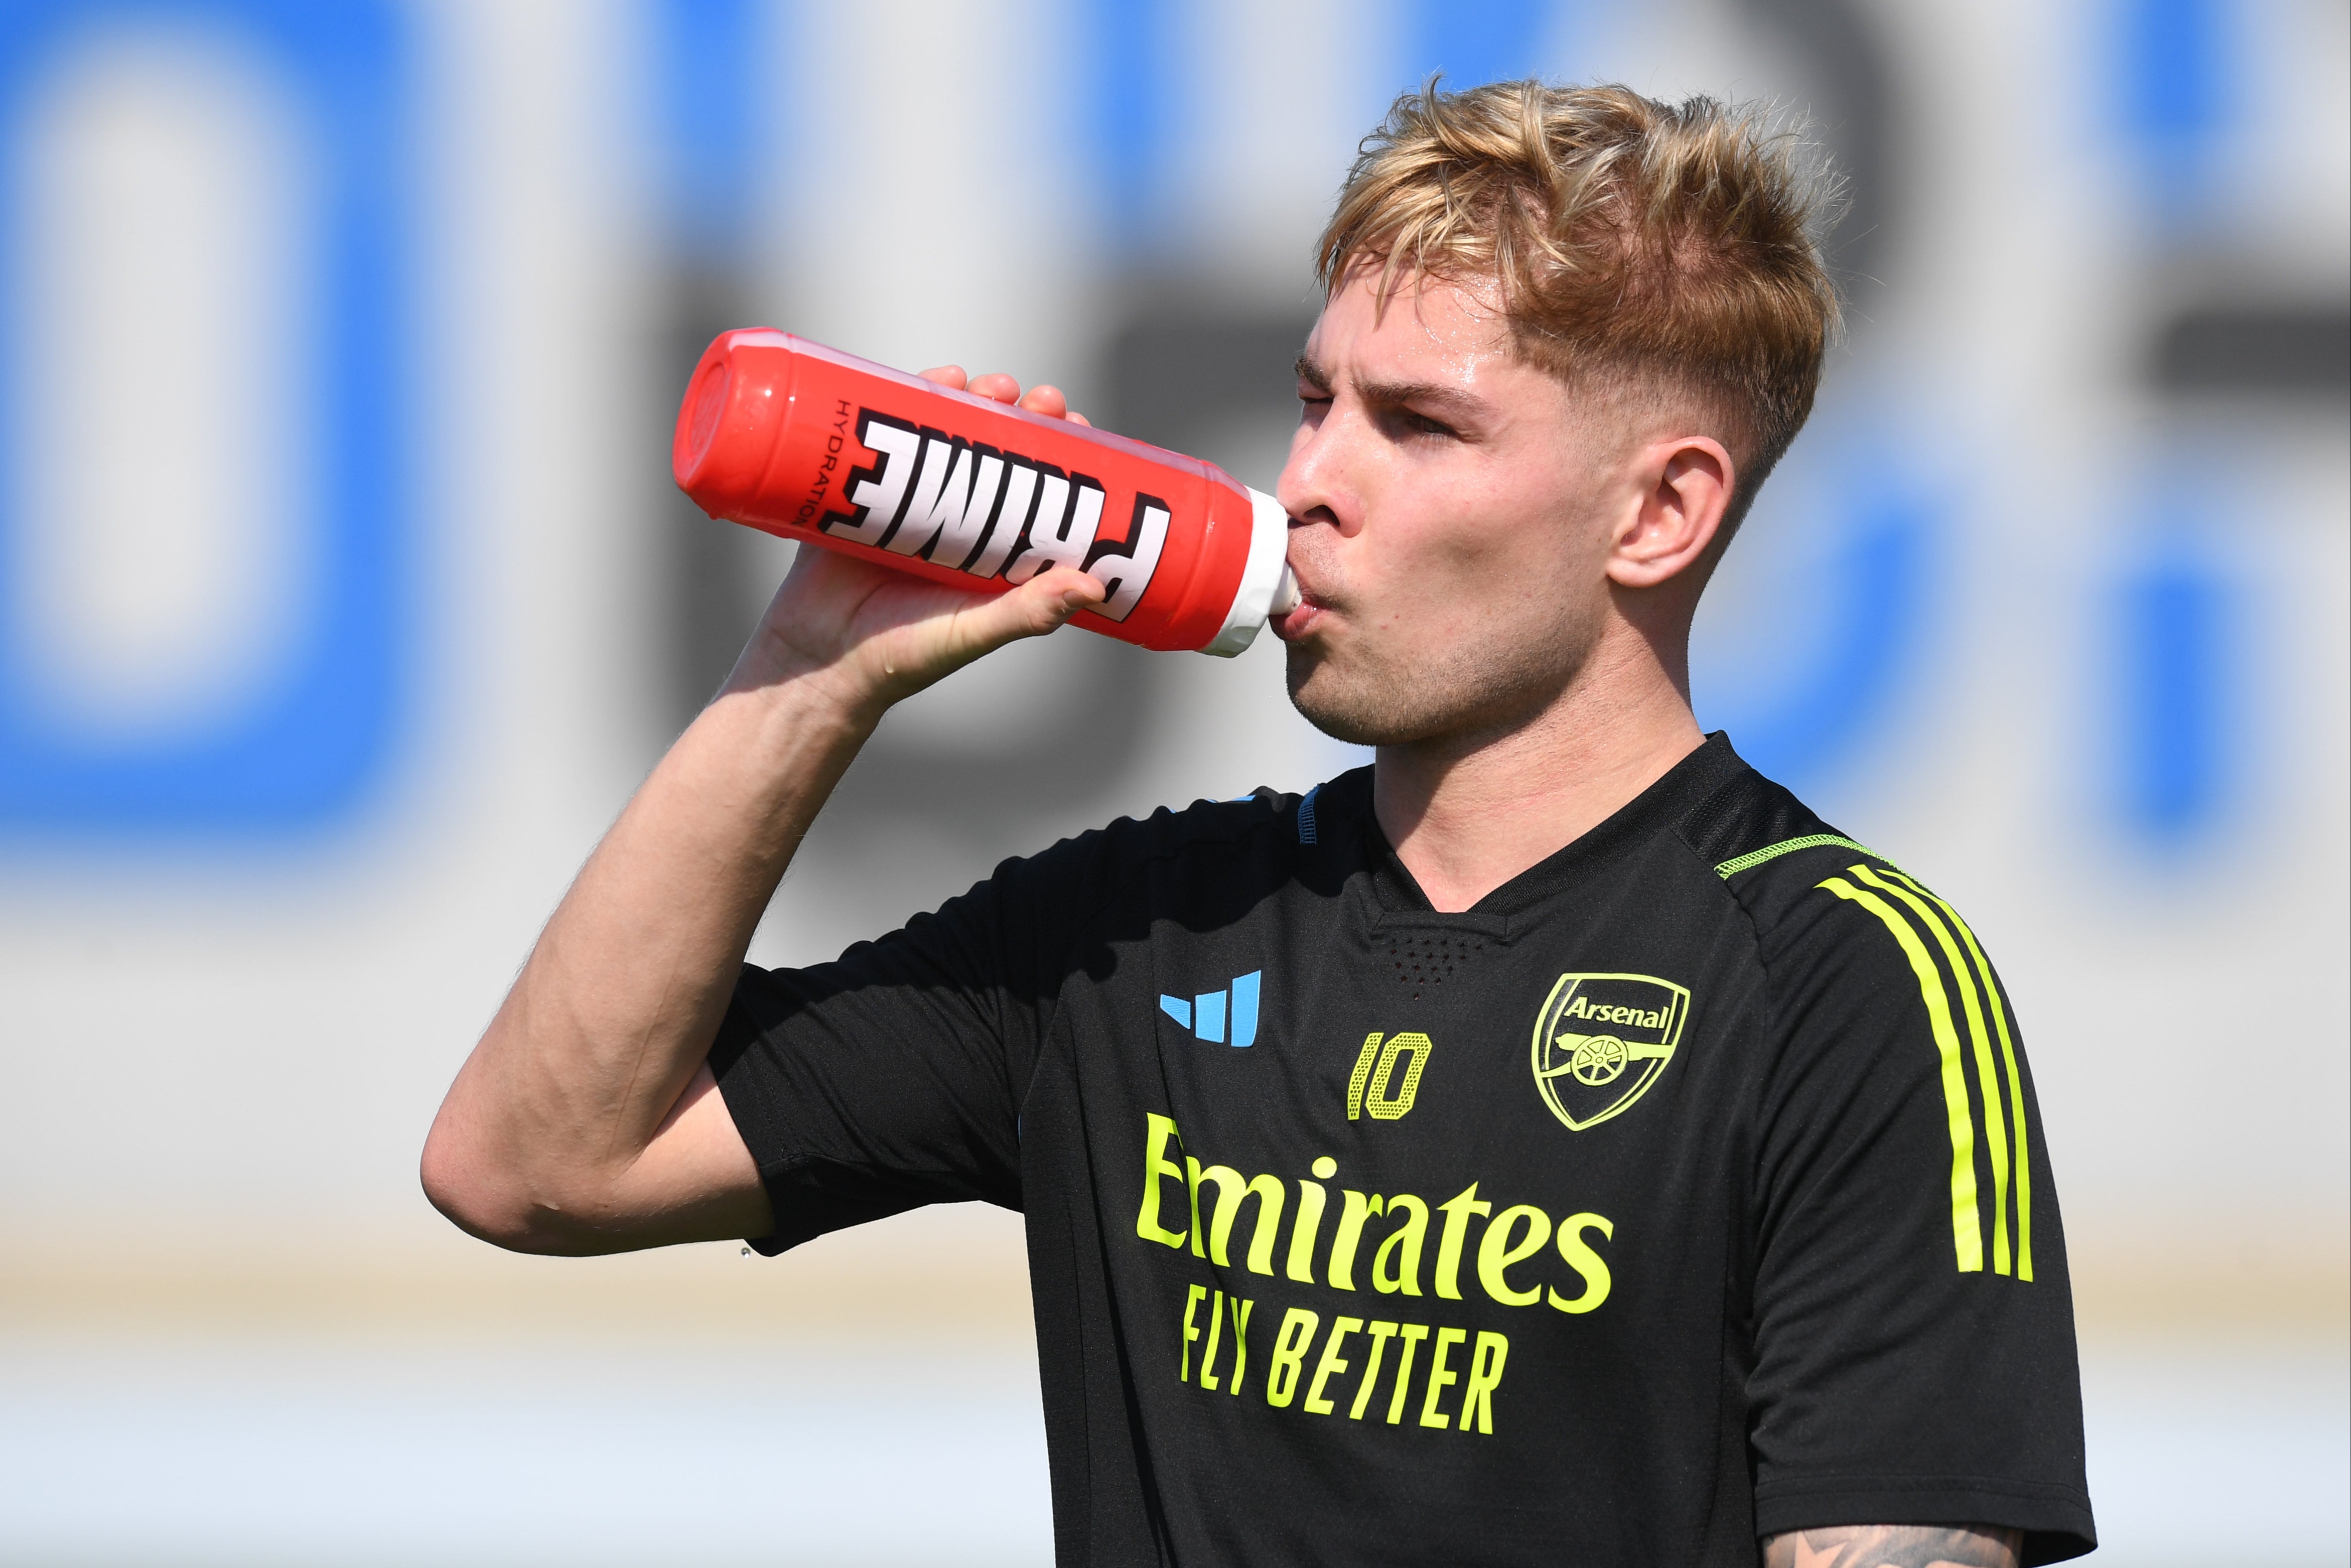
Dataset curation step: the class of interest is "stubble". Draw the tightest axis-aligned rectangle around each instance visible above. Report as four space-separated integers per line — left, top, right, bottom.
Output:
1284 599 1599 752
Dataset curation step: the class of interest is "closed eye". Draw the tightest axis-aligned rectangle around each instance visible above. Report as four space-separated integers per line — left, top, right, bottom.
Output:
1355 375 1489 443
1378 403 1459 441
1293 354 1335 413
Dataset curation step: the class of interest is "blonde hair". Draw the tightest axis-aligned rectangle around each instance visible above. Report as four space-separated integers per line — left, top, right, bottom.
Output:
1318 80 1841 522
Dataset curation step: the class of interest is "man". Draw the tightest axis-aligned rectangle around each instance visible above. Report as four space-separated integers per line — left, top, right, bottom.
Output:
424 82 2094 1565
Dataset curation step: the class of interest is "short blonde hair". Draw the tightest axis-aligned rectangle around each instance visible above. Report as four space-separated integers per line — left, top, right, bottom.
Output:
1318 80 1840 520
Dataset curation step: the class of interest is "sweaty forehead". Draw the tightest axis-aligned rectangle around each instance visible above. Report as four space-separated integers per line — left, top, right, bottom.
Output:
1304 270 1517 382
1320 268 1728 455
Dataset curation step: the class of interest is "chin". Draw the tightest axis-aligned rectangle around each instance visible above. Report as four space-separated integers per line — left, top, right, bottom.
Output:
1286 644 1424 748
1287 633 1587 752
1292 696 1398 749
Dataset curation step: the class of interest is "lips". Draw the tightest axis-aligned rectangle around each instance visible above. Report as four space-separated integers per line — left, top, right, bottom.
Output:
1272 544 1334 641
1273 588 1331 642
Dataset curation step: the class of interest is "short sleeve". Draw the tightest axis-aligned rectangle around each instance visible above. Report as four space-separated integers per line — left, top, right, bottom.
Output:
1745 860 2096 1563
707 826 1110 1255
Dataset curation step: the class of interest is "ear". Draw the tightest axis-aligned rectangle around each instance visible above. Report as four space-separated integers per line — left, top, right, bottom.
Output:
1606 436 1735 590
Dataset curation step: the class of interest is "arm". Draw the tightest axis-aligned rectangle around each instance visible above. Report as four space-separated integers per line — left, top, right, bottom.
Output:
1762 1524 2021 1567
420 372 1104 1255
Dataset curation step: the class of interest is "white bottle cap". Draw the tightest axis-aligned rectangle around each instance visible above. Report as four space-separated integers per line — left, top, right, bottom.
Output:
1267 561 1302 616
1202 488 1296 657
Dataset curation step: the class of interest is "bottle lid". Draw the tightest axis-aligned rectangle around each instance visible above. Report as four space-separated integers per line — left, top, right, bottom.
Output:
1267 562 1302 617
1201 488 1297 656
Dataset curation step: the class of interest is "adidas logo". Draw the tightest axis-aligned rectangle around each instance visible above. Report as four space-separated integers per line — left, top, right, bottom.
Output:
1158 971 1262 1048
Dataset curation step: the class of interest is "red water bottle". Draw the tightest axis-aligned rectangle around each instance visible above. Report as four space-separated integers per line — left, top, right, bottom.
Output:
672 331 1298 655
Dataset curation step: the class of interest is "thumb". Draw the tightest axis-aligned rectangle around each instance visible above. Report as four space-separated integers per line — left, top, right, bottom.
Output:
944 567 1107 660
1008 566 1109 635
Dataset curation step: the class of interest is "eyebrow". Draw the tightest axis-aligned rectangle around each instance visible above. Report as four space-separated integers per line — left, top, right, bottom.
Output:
1293 353 1493 426
1355 377 1492 425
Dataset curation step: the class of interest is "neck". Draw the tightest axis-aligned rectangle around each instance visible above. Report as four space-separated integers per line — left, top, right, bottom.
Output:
1371 621 1704 913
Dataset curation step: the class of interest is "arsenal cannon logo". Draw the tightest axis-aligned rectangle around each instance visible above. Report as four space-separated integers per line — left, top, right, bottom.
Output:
1530 973 1691 1131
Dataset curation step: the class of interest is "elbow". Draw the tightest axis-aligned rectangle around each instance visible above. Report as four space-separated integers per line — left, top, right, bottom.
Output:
418 1119 529 1251
420 1114 608 1257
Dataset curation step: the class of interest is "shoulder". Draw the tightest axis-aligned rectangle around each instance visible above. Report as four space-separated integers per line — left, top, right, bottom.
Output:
1671 751 1874 917
1065 774 1326 872
1114 763 1368 862
1675 749 2023 1139
980 767 1356 914
1672 744 2001 1015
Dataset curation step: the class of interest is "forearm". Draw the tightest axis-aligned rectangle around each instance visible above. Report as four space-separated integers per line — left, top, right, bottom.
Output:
423 365 1105 1254
424 655 874 1250
1761 1524 2022 1567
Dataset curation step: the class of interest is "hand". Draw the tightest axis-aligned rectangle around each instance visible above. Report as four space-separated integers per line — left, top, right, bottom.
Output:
728 365 1106 721
931 366 1093 429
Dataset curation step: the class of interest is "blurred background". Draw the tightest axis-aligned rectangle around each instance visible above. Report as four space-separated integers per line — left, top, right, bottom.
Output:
0 0 2342 1563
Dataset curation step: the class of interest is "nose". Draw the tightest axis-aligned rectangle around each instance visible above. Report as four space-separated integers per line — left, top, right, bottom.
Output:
1276 402 1362 538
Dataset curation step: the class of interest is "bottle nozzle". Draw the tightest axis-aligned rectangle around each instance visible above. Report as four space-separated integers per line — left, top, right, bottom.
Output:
1268 563 1301 617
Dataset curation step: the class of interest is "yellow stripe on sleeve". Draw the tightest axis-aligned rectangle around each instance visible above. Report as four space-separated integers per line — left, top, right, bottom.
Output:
1714 833 1887 880
1883 868 2033 1282
1818 875 1984 1272
1854 866 2013 1276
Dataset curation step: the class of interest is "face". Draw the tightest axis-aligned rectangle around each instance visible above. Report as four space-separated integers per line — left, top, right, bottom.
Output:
1274 269 1636 749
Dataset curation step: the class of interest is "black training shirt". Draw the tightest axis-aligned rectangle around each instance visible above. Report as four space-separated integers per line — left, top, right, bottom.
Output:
711 734 2096 1565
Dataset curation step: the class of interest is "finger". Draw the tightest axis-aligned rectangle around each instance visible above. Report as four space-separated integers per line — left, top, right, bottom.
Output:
965 372 1022 404
916 364 969 389
924 570 1099 676
1033 565 1108 614
981 567 1107 644
1018 383 1070 420
1026 388 1090 425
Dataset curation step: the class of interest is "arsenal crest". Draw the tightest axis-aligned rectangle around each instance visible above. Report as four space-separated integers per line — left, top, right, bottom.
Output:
1530 973 1690 1131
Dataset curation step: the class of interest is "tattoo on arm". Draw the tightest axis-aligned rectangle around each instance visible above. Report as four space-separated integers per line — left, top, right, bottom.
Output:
1761 1523 2023 1568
